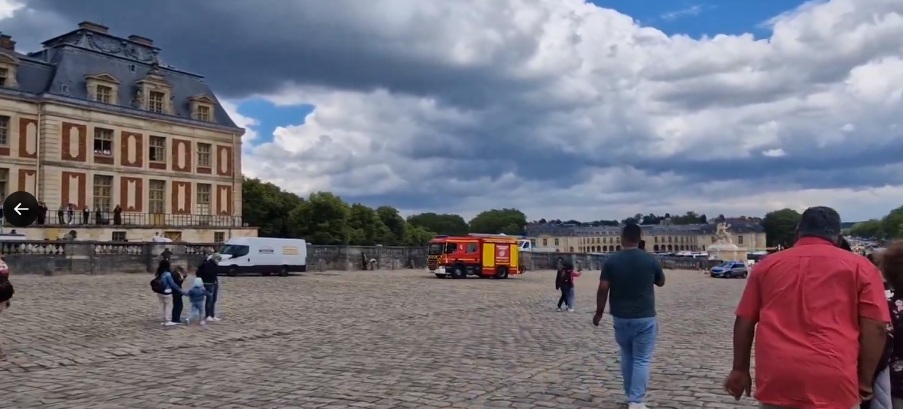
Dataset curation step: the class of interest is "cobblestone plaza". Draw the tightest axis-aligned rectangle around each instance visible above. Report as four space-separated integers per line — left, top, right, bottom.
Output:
0 270 757 408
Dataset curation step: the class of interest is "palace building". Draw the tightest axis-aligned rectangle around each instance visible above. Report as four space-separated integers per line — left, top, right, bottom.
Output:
0 22 256 242
526 219 767 253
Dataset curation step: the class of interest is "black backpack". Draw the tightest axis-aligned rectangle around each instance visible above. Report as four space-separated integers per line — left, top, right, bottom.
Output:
0 278 14 303
150 276 165 294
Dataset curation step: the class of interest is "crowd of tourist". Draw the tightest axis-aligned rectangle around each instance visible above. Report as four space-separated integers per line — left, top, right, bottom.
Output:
562 206 903 409
151 250 222 326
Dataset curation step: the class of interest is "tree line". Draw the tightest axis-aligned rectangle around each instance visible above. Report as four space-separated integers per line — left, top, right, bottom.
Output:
847 206 903 240
761 206 903 248
534 211 715 226
241 178 528 245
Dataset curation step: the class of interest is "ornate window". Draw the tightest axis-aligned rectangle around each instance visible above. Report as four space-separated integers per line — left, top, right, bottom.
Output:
93 175 113 211
149 180 166 214
189 95 216 122
196 184 211 215
149 136 166 162
85 73 120 105
136 65 173 114
0 115 8 145
196 143 211 167
0 51 19 88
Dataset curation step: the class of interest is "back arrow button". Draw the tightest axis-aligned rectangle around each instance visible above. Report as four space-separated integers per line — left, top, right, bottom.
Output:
14 203 29 216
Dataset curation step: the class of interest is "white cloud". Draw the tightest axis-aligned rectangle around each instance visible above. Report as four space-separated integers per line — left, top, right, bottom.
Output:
660 5 706 22
5 0 903 222
237 0 903 221
0 0 23 20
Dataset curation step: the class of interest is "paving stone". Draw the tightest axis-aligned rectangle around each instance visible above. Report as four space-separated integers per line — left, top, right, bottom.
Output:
0 269 759 407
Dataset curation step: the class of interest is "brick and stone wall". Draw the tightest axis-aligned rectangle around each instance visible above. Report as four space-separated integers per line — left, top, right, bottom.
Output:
0 241 429 275
0 240 724 275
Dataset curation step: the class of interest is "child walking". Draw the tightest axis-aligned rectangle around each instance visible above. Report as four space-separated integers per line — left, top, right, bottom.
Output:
187 278 211 326
555 260 581 312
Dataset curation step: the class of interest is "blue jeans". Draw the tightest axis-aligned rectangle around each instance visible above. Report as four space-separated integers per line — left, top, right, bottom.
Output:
204 282 218 318
557 287 575 309
188 301 203 323
612 316 657 403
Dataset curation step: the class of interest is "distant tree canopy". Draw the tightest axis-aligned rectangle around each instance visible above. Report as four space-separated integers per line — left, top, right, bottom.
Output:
533 211 710 226
762 208 801 248
243 178 902 246
848 205 903 240
241 178 527 245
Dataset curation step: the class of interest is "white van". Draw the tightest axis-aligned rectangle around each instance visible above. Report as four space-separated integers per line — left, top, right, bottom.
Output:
215 237 307 276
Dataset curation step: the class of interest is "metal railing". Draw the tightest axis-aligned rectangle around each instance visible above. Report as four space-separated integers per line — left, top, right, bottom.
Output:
7 211 245 228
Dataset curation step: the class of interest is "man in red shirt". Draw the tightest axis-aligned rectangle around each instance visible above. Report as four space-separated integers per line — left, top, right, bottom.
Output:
724 206 890 409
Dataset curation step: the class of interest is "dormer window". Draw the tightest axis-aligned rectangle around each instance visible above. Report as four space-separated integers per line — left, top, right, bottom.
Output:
189 94 216 122
0 51 20 88
197 105 211 121
95 85 112 103
148 91 165 113
136 68 173 115
85 73 120 105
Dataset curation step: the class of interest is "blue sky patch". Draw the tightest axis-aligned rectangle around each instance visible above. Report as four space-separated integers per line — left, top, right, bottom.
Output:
235 98 315 144
591 0 811 38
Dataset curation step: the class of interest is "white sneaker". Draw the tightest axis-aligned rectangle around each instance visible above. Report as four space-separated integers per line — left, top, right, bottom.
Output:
200 319 206 326
164 321 178 326
567 308 575 312
209 317 221 322
628 403 648 409
557 307 562 311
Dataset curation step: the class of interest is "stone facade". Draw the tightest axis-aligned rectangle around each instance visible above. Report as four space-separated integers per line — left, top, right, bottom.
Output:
526 220 767 253
1 241 429 275
0 22 254 242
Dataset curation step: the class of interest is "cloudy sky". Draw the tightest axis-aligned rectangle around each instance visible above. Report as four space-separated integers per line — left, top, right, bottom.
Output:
3 0 903 222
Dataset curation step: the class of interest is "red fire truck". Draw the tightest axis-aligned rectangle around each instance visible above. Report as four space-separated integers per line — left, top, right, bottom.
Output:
427 234 522 279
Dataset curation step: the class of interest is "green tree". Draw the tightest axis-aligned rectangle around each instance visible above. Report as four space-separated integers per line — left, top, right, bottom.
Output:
468 208 527 235
848 219 883 239
407 212 469 236
348 203 392 245
762 208 801 247
287 192 351 245
403 224 435 246
882 206 903 239
376 206 406 245
241 177 304 238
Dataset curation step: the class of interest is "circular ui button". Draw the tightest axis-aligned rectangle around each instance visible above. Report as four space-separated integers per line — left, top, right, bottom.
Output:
2 191 40 227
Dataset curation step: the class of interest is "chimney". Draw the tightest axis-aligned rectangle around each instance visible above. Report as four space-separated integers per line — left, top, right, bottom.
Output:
128 35 154 47
0 34 14 52
77 21 109 34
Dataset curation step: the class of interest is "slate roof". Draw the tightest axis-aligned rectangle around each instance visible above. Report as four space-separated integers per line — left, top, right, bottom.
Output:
0 24 240 131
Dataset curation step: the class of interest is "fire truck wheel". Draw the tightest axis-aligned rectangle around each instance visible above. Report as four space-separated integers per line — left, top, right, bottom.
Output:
450 266 466 279
495 267 509 279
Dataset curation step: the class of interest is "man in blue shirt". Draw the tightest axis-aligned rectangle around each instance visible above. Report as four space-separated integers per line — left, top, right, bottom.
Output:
593 223 665 409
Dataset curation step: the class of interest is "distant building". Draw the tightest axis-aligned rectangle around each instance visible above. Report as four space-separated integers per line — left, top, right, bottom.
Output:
0 22 256 242
525 221 766 253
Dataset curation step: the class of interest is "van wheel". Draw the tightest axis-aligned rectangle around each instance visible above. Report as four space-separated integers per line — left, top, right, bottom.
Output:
279 266 289 277
741 272 748 279
450 265 466 279
495 267 509 279
227 266 238 277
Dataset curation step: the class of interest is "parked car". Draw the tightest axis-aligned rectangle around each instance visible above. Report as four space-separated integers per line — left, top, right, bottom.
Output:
710 261 748 278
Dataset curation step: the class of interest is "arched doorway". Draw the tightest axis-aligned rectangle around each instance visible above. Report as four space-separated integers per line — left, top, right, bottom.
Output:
667 245 673 252
616 245 621 251
653 244 659 252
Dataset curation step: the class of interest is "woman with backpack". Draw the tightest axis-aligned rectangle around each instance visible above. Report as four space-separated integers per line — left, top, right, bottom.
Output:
151 266 183 326
555 260 581 312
